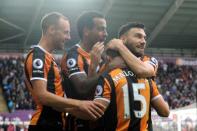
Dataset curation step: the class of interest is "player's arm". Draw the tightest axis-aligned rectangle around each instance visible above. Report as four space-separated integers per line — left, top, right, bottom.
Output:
26 56 104 120
150 80 170 117
69 74 99 98
67 42 104 98
93 76 112 119
61 51 97 98
27 79 104 120
31 79 79 109
94 99 109 112
50 98 105 121
151 95 170 117
107 39 155 77
25 55 79 109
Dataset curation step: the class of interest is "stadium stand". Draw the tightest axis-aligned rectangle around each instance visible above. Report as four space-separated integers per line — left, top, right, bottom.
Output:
0 56 196 131
0 57 196 111
1 0 197 130
156 61 197 109
0 57 34 112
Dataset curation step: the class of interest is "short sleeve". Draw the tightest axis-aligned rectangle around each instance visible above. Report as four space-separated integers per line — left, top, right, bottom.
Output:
94 76 111 103
151 80 161 101
143 56 158 75
26 49 48 82
62 51 86 78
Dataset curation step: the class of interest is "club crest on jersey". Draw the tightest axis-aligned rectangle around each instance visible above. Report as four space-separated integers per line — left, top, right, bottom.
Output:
95 85 103 96
67 58 77 68
151 57 158 65
33 59 43 69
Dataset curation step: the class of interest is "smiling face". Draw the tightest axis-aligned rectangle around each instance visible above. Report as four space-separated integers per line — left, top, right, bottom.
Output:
122 27 146 57
52 18 71 50
41 12 71 50
87 17 108 47
92 17 108 42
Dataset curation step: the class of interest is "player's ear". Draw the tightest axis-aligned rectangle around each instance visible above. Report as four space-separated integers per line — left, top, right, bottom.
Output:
48 25 56 35
120 35 127 44
83 27 90 37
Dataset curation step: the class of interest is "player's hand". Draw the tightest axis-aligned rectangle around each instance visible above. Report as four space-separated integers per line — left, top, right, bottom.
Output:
90 42 104 68
106 38 124 51
76 100 105 120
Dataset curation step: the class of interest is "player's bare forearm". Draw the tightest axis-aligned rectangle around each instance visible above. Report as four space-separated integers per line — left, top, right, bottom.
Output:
65 101 105 120
80 76 99 98
151 96 170 117
39 92 81 109
107 39 155 77
70 74 99 99
32 80 81 110
117 44 155 77
94 99 109 112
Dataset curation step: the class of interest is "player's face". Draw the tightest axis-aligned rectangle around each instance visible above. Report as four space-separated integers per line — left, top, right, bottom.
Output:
88 18 107 46
53 18 71 50
124 28 146 57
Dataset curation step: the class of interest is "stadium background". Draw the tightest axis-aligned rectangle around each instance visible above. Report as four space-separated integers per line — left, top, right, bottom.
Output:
0 0 196 130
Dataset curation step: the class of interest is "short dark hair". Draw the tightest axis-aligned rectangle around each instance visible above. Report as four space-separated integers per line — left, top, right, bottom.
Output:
41 12 68 34
77 11 104 39
106 49 120 58
118 22 145 38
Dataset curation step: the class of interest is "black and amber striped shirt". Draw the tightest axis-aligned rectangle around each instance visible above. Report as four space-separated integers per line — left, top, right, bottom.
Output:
24 45 65 127
61 44 105 99
94 68 161 131
141 55 158 76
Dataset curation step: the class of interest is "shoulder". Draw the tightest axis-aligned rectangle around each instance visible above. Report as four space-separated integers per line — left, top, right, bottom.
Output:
66 45 79 57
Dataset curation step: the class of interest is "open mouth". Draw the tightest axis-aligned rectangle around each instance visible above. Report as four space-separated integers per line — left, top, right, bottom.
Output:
137 46 145 50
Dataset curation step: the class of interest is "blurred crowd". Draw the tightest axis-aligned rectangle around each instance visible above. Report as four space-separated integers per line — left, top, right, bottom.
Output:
156 61 197 109
0 57 34 112
0 116 29 131
0 57 196 111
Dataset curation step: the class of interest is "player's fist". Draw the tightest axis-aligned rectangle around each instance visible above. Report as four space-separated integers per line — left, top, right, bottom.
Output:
90 42 104 68
106 38 124 51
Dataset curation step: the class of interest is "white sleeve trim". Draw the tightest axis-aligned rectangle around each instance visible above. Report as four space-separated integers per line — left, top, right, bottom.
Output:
30 77 47 82
94 97 110 103
151 94 162 102
68 71 86 78
148 61 157 67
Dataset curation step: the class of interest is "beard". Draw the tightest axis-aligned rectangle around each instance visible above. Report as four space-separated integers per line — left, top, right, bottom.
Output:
53 39 65 50
125 43 143 57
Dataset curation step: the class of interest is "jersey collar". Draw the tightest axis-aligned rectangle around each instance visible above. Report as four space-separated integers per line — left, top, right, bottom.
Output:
34 45 55 60
76 44 90 59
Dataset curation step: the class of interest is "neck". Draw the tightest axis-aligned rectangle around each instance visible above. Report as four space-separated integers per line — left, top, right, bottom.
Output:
79 39 92 53
109 56 127 69
39 35 53 53
113 56 125 63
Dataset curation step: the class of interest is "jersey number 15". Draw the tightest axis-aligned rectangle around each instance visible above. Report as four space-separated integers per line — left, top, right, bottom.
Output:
122 83 147 119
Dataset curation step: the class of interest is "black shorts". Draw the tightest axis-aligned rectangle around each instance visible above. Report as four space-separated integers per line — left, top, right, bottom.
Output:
28 125 64 131
66 115 104 131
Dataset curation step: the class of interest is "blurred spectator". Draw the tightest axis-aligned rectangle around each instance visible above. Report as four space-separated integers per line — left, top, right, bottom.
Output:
156 62 197 109
0 57 196 111
0 116 29 131
0 57 34 112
